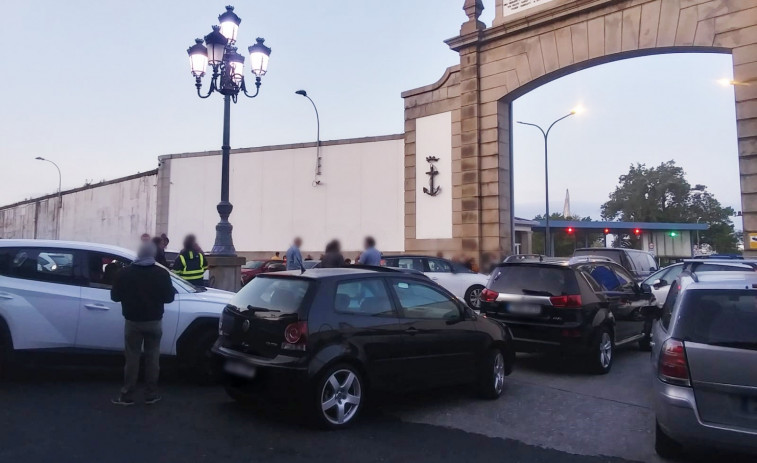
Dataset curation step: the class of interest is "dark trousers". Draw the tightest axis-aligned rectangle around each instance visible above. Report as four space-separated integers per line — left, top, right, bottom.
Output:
121 320 162 400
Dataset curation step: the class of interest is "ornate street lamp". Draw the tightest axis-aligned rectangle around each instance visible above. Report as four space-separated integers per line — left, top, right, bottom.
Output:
186 5 271 256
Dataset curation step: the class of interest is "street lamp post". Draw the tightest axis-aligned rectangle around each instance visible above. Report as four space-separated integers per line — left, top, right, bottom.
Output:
35 157 62 208
295 90 322 185
187 5 271 256
517 107 581 256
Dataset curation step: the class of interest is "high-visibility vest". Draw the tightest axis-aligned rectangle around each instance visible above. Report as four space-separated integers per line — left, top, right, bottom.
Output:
177 251 206 281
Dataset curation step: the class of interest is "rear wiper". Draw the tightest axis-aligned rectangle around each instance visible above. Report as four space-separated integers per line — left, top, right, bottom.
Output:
246 305 281 313
521 289 553 297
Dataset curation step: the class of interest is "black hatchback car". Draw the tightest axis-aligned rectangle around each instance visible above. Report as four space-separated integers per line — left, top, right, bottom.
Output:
213 267 515 428
480 261 656 374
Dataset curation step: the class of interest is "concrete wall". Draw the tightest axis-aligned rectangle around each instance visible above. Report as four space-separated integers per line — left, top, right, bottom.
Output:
0 171 157 249
162 136 405 256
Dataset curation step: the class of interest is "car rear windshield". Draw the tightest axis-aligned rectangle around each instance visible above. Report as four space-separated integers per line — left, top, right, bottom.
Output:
228 276 312 314
674 289 757 347
488 265 579 296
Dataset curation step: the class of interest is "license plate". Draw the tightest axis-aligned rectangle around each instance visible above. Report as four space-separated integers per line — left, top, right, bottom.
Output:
508 303 542 315
224 361 257 379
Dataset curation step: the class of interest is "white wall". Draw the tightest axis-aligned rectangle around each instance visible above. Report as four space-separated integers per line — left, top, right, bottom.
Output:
0 173 157 250
166 138 405 254
415 112 453 239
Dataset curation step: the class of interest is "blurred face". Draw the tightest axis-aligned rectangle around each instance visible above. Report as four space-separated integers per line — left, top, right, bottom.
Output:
294 238 302 248
140 234 150 242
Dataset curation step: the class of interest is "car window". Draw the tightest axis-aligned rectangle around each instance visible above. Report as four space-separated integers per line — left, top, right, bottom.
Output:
0 247 76 285
586 264 622 291
573 249 621 265
427 259 452 273
646 254 658 271
334 278 394 316
661 282 681 330
230 276 312 314
580 270 603 293
87 252 130 289
612 265 636 290
391 280 460 320
451 261 475 274
267 263 287 272
489 265 579 296
696 263 755 272
391 258 425 273
674 289 757 347
660 265 683 284
627 252 653 273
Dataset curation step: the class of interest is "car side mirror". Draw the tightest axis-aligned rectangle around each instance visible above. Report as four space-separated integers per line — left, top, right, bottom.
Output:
640 283 652 294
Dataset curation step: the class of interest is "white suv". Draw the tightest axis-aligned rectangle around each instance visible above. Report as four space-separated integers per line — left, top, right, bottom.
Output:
0 240 233 380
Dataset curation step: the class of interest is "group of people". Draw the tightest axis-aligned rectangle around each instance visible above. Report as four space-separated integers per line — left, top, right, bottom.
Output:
140 232 208 287
284 236 382 270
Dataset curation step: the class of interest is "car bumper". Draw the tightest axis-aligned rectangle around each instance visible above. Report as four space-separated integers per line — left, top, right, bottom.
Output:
504 323 591 354
655 380 757 454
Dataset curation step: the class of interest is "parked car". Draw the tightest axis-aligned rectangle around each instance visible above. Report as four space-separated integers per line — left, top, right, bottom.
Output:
651 271 757 458
573 248 658 280
214 267 515 428
241 260 287 286
382 255 489 309
480 260 656 374
0 240 233 380
643 260 757 308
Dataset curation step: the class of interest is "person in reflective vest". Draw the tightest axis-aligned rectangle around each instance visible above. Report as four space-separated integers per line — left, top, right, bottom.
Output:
172 234 208 286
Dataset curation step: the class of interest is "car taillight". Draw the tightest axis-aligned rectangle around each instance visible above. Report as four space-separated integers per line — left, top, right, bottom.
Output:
283 321 308 351
658 339 690 387
549 295 582 308
480 288 498 303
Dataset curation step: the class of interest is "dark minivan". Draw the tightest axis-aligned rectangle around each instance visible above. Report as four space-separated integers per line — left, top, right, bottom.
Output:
213 268 515 428
573 248 658 280
480 261 656 374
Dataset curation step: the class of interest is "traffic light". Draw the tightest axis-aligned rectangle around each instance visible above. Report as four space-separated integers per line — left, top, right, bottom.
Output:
603 228 610 235
566 227 574 234
669 231 678 238
633 228 641 236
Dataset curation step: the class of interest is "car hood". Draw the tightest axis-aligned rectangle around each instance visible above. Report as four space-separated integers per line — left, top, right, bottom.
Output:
188 287 234 304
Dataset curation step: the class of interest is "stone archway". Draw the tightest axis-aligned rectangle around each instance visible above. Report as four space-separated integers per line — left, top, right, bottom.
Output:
403 0 757 265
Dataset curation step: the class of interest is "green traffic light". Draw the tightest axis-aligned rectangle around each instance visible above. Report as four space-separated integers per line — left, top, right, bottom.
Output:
669 231 677 237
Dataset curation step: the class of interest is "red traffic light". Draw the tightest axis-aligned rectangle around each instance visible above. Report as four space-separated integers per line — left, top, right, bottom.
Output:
566 227 574 234
603 228 610 234
633 228 641 236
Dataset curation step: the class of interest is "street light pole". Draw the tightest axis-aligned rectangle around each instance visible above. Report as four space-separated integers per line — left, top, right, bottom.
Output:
517 109 579 256
295 90 322 185
187 6 271 257
34 157 62 209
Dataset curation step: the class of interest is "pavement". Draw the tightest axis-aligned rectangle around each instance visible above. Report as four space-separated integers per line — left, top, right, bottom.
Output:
1 348 754 463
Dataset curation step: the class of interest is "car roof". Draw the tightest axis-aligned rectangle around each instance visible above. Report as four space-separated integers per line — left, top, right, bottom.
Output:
0 239 135 259
495 260 571 269
683 258 757 264
677 271 757 291
259 267 429 280
574 247 650 254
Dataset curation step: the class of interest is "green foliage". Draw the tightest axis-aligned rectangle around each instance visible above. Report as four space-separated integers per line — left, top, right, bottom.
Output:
601 161 738 254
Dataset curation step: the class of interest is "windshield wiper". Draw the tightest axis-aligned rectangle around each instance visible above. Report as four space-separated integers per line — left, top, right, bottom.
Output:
246 305 281 313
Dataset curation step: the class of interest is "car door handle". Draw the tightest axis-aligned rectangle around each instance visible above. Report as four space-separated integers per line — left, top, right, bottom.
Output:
405 327 419 335
84 303 110 311
0 292 13 300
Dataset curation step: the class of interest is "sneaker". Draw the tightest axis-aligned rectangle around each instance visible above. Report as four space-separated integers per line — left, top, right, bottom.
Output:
111 396 135 406
145 395 162 405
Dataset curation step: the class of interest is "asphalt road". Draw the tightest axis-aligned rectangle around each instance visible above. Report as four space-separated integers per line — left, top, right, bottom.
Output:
0 348 753 463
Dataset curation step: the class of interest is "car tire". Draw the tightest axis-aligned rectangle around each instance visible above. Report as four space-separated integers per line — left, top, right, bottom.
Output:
587 326 614 375
183 329 221 385
655 421 683 459
477 348 506 400
464 285 485 310
310 363 365 429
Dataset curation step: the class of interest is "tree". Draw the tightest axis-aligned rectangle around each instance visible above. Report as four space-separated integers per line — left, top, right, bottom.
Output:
601 161 738 253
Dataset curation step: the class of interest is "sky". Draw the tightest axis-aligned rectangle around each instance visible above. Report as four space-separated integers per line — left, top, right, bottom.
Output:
0 1 741 228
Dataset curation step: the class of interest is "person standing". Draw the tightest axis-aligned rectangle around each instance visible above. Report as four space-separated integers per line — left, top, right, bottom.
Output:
110 241 174 406
172 234 208 286
357 236 381 266
152 236 168 267
286 237 303 271
320 240 344 268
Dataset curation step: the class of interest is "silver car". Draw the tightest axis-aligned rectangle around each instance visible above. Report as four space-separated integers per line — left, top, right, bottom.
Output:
651 271 757 458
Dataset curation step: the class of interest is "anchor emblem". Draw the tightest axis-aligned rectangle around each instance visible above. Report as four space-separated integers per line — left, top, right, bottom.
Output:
423 156 441 196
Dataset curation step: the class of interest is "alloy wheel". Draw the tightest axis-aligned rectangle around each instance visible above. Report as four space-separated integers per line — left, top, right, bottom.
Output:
468 287 483 309
599 332 612 368
320 369 362 425
493 352 505 394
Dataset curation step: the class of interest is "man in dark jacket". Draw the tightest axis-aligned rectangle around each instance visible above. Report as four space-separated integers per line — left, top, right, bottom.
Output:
111 241 175 406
